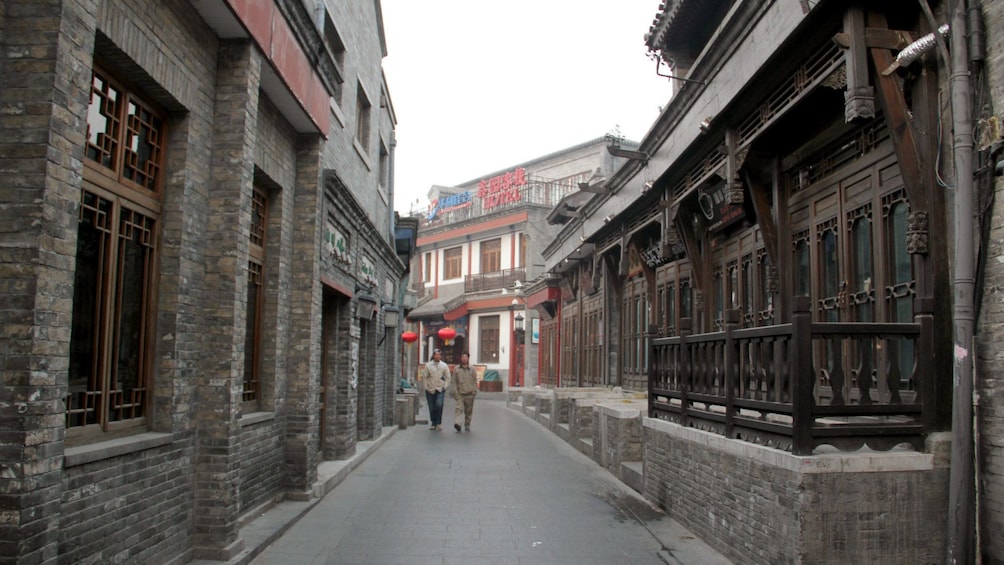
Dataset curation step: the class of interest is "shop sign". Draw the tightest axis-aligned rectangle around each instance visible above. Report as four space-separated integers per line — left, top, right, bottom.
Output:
325 221 350 265
479 167 527 210
427 191 473 220
698 182 745 232
360 256 378 287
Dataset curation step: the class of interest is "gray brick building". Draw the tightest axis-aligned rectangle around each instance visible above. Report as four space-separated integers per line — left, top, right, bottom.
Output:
978 0 1004 560
406 137 633 388
0 0 409 562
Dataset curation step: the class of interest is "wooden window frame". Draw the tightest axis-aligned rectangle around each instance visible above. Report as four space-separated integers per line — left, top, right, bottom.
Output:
68 67 166 443
243 186 268 408
443 246 462 280
480 238 501 273
478 315 500 364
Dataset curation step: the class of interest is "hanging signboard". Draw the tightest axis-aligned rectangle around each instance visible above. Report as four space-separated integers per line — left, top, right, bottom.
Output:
697 181 746 232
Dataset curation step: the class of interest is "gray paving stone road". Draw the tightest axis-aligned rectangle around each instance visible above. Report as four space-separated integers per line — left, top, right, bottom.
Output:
251 397 731 565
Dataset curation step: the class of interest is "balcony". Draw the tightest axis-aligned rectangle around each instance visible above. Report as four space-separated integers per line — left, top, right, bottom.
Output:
648 296 934 455
466 267 526 293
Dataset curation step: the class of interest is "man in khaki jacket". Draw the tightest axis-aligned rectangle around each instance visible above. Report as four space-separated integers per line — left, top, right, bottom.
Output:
421 349 450 430
452 353 478 432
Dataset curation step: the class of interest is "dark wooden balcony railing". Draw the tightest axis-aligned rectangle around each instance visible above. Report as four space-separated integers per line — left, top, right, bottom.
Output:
648 296 934 455
465 267 526 293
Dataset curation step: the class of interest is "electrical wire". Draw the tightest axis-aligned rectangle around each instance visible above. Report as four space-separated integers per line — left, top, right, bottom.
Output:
937 89 956 189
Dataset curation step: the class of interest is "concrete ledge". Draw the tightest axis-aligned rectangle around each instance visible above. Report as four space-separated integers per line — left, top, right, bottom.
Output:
621 461 643 493
595 399 647 418
64 432 175 468
506 387 528 404
556 423 571 442
643 417 935 473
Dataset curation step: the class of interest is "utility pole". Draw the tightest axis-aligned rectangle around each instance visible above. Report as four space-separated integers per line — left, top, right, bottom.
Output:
947 0 976 562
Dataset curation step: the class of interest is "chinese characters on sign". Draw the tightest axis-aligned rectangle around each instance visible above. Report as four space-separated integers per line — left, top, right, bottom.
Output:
325 220 350 265
478 167 526 210
360 256 378 287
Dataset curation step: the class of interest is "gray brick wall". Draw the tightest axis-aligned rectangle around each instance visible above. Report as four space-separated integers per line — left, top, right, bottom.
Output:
0 0 99 561
643 421 950 564
239 419 284 514
60 445 191 564
323 293 358 460
979 0 1004 561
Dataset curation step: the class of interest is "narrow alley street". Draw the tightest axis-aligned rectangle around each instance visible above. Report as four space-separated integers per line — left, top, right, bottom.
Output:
249 398 730 565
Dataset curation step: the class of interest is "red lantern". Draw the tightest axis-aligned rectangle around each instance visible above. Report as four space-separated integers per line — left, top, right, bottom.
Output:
401 331 418 343
437 327 457 341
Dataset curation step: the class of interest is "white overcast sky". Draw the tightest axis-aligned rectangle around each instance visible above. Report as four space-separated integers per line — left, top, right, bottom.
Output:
381 0 671 215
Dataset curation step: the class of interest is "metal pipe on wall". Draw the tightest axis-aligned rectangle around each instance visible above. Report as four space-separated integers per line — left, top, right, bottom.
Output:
946 0 976 562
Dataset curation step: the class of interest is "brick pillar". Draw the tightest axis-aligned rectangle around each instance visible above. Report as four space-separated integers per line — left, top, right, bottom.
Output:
382 315 397 427
323 294 357 460
356 318 379 440
284 136 323 495
0 1 97 562
191 40 261 560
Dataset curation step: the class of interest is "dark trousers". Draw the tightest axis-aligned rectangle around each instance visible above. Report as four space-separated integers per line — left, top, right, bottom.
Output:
425 389 445 427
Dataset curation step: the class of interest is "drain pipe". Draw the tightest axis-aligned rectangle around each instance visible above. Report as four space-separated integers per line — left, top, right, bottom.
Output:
946 0 976 562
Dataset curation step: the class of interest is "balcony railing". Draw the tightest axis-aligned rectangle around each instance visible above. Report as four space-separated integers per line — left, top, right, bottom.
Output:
418 178 578 229
466 267 526 293
648 296 934 455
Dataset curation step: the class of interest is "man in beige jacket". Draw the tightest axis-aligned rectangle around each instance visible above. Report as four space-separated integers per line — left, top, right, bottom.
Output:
452 352 478 432
422 349 450 430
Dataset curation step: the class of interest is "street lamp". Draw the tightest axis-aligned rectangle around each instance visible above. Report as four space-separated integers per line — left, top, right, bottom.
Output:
513 313 525 343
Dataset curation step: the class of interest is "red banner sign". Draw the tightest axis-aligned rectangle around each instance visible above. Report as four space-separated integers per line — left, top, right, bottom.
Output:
478 168 527 210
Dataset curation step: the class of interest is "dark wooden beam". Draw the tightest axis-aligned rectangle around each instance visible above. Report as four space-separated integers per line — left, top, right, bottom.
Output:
843 6 876 121
832 28 917 50
867 11 929 212
742 154 779 266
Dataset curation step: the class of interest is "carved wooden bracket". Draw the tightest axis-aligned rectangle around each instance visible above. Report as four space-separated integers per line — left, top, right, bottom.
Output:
842 7 876 123
907 211 929 255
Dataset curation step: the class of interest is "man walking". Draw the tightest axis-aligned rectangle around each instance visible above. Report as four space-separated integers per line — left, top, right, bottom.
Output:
452 353 477 432
421 349 450 430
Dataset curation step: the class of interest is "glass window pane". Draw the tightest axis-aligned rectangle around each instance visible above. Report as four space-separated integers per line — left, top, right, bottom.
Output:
795 240 810 296
110 209 155 422
68 191 113 428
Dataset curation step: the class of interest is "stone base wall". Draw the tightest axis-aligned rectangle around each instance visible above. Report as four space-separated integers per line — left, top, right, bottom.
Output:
239 417 285 514
61 436 194 564
592 401 644 476
643 418 951 564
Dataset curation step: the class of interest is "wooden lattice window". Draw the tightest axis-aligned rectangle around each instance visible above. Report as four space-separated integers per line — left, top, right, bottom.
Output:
817 218 840 322
244 186 268 405
480 238 501 273
67 188 157 438
69 68 165 443
582 295 603 384
883 190 915 388
478 315 500 364
444 246 462 280
621 277 648 375
86 68 165 193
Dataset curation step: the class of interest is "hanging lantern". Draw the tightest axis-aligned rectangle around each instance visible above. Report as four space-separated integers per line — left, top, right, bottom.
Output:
401 331 419 343
437 327 457 341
